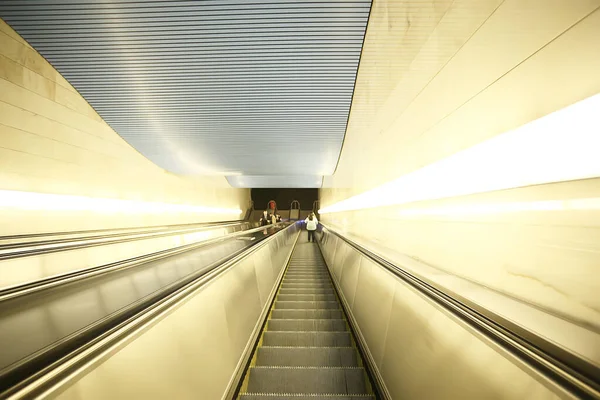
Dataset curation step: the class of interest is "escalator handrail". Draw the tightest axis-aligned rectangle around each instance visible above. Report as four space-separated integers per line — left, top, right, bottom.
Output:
0 223 264 302
0 221 252 261
320 225 600 399
0 223 296 399
0 219 244 248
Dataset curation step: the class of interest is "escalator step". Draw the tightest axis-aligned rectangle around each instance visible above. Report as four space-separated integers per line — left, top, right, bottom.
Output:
262 331 351 347
278 288 335 295
277 294 336 301
270 310 344 319
274 301 339 310
284 278 330 281
267 319 347 332
286 270 327 273
239 395 375 400
237 246 373 400
281 284 333 289
245 367 369 394
256 346 358 367
283 281 331 285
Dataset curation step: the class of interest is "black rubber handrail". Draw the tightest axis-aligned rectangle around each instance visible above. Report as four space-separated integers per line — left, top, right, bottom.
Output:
0 223 263 302
0 221 252 261
320 226 600 399
0 219 243 244
0 223 292 397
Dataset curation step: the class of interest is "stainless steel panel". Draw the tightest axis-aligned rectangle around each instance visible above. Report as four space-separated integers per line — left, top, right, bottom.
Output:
51 224 299 400
318 228 567 399
0 233 257 373
332 239 347 280
0 224 242 290
350 257 395 370
224 257 261 356
381 281 561 399
253 249 275 307
339 250 361 309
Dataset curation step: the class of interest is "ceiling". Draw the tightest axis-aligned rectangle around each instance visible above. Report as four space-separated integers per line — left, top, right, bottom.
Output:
0 0 371 188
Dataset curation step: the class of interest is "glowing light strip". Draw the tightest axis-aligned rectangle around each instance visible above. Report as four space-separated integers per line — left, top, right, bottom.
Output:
396 197 600 217
0 190 242 214
320 93 600 214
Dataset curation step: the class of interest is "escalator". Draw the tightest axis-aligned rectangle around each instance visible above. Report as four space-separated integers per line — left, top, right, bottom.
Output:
5 222 594 399
0 223 287 396
237 239 376 399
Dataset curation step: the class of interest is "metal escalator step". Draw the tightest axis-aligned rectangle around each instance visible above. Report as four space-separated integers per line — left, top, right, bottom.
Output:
281 283 333 289
262 331 351 347
289 262 325 265
239 395 375 400
278 289 334 295
284 276 328 279
245 367 369 394
286 271 327 274
285 273 327 276
282 281 331 285
270 310 343 319
288 264 326 267
267 319 347 332
286 269 329 276
256 346 358 367
274 301 339 310
290 260 325 262
284 278 330 282
277 294 336 301
288 262 326 265
284 271 327 274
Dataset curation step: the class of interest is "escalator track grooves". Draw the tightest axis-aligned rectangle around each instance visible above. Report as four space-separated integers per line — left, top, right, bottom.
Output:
237 238 377 399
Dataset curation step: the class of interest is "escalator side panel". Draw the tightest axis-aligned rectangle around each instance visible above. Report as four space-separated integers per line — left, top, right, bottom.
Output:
318 229 567 400
0 223 248 292
50 225 300 400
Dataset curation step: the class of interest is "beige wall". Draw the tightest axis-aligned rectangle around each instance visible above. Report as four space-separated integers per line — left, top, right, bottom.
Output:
0 19 250 235
321 0 600 328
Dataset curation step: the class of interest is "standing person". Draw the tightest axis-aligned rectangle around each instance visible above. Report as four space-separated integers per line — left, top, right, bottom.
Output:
260 210 270 226
305 213 318 243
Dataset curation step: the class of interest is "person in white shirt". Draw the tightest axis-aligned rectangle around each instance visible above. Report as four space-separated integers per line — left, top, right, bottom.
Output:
260 210 270 226
305 213 318 242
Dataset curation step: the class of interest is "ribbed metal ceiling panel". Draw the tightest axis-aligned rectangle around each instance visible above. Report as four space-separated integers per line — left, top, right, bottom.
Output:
0 0 371 188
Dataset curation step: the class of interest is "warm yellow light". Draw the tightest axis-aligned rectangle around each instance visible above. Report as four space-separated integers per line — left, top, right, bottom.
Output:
320 93 600 214
0 190 242 215
396 198 600 217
